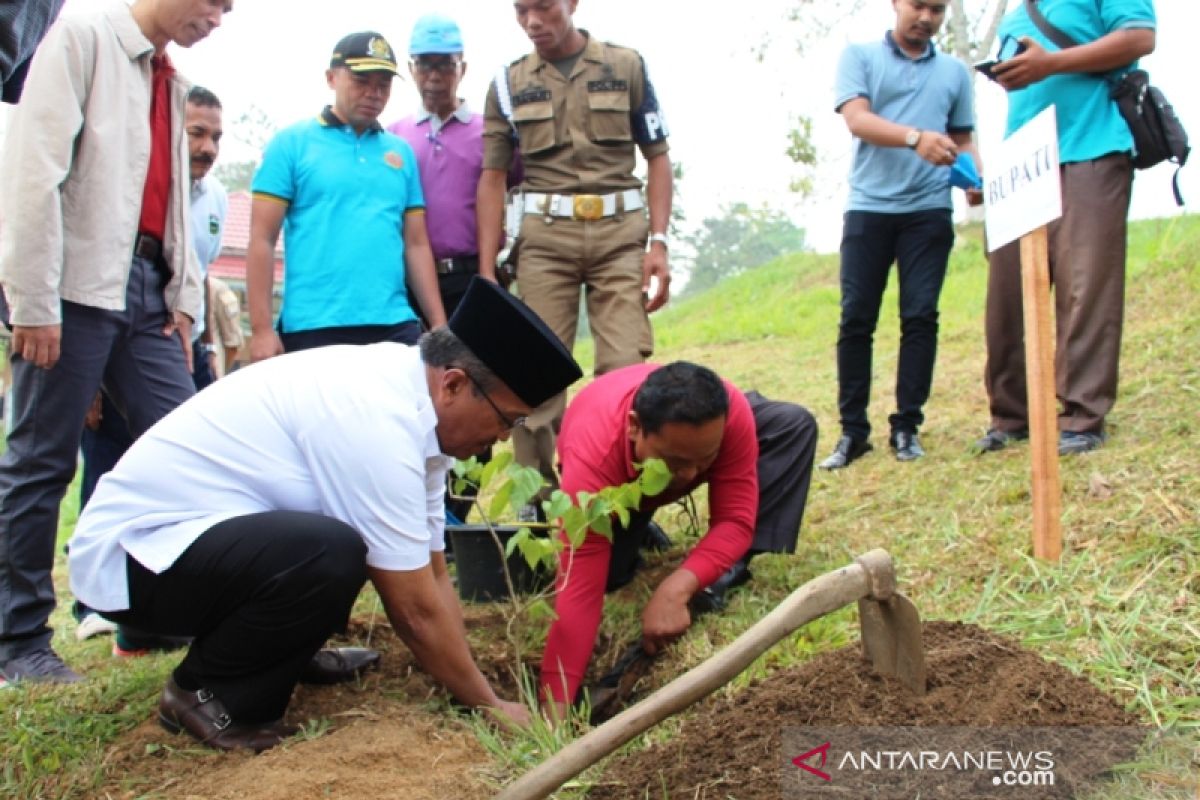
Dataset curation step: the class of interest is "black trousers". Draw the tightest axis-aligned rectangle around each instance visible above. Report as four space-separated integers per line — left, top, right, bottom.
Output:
104 512 367 723
607 393 818 589
836 209 955 440
280 319 422 352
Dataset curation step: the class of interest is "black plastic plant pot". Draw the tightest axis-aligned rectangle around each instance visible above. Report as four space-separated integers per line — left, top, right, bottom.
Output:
447 524 554 602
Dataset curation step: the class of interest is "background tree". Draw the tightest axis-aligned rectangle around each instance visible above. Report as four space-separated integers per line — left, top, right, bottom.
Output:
776 0 1010 195
212 105 277 192
681 202 808 296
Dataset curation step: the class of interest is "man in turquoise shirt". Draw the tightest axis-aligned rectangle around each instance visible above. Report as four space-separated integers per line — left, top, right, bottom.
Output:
246 31 446 360
977 0 1155 456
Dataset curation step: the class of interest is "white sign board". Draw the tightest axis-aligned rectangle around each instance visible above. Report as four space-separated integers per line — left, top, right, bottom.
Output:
984 106 1062 252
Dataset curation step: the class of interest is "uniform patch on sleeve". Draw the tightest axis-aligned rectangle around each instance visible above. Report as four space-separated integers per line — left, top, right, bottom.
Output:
384 151 404 169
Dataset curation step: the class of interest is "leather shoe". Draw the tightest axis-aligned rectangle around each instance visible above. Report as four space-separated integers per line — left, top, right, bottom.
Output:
973 427 1028 453
1059 430 1106 455
890 430 925 462
298 647 381 685
689 559 753 615
158 677 290 752
818 435 872 470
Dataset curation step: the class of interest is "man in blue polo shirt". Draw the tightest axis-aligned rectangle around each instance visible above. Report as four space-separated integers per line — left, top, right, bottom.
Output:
820 0 982 470
977 0 1155 456
247 31 446 360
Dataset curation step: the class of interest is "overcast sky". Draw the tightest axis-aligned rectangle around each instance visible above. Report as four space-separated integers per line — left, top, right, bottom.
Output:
7 0 1195 254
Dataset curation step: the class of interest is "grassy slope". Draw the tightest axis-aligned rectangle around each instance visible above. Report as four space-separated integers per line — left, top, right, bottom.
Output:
3 216 1197 798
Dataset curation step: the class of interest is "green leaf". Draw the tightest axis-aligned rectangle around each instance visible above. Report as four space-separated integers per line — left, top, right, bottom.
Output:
505 527 530 557
591 514 613 539
639 458 671 496
479 450 513 491
508 465 545 510
525 597 558 622
488 481 513 519
546 490 573 521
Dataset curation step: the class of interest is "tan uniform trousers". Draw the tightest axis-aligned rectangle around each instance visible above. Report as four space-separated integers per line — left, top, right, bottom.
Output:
513 210 653 488
984 153 1133 435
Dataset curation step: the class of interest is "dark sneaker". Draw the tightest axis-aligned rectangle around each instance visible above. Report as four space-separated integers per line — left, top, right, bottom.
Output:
890 430 925 462
1059 430 1106 456
973 428 1029 454
818 435 873 470
0 647 83 686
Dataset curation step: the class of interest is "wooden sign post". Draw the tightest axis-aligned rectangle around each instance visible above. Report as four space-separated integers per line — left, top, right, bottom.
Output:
984 107 1063 561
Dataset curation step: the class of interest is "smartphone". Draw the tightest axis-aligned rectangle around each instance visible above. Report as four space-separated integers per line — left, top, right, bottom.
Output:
974 39 1027 81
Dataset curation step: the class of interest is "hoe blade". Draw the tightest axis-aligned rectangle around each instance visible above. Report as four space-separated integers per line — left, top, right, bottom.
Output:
858 592 926 696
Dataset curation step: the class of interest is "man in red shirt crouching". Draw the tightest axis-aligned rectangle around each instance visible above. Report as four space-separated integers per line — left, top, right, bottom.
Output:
539 362 817 715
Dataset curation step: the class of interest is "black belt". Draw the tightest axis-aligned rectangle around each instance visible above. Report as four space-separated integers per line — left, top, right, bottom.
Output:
435 255 479 275
133 232 163 262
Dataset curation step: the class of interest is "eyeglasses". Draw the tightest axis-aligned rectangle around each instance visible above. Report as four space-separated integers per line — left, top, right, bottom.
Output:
458 368 526 432
411 58 461 75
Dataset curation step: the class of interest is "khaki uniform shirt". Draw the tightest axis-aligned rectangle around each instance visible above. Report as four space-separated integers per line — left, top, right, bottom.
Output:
483 33 669 194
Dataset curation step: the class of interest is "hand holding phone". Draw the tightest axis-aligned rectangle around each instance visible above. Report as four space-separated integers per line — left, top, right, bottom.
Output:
974 39 1027 82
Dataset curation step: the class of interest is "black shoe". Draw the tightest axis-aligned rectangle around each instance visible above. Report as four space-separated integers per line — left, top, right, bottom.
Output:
890 430 925 462
641 521 671 552
818 435 873 470
689 560 753 615
298 647 381 685
1059 429 1106 455
973 427 1028 453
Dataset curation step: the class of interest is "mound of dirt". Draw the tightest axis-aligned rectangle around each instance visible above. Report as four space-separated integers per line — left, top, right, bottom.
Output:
590 621 1141 799
94 609 525 800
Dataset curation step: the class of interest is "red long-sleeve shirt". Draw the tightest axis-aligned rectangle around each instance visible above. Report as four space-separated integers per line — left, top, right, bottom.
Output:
539 364 758 704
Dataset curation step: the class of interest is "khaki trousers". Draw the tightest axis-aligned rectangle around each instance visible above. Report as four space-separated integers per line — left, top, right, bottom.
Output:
983 153 1133 434
512 211 653 488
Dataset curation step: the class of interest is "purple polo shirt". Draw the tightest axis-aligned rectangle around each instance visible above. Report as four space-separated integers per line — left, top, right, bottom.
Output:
388 103 482 260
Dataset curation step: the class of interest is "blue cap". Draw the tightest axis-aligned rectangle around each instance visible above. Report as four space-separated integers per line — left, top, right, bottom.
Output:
409 14 464 55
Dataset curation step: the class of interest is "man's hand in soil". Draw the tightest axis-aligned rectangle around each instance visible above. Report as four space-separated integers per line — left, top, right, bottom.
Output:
641 568 700 655
487 698 532 729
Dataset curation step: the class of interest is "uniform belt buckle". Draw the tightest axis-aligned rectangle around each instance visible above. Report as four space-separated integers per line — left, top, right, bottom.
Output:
572 194 604 220
436 258 456 275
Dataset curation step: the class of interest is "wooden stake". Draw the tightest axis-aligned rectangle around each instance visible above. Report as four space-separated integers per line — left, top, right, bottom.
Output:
1018 226 1062 560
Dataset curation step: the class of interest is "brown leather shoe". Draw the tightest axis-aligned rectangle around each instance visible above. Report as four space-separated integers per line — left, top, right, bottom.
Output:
298 647 381 685
158 677 291 753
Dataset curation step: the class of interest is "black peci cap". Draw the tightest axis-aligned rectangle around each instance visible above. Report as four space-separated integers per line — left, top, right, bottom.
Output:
330 31 399 74
448 277 582 407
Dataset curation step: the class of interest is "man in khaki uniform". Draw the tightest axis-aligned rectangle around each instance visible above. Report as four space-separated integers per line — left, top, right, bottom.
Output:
478 0 672 499
205 276 243 377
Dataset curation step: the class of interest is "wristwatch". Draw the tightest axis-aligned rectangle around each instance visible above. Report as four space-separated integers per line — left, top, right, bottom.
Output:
905 129 922 149
648 232 670 250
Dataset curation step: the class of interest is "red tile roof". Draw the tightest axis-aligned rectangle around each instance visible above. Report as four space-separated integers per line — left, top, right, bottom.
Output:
211 190 283 283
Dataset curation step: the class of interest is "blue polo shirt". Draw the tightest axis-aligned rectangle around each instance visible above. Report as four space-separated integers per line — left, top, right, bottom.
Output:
252 107 425 333
834 33 975 213
998 0 1155 164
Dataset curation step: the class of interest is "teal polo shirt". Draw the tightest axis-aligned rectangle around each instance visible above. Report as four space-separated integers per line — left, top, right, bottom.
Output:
252 107 425 333
998 0 1156 164
834 33 975 213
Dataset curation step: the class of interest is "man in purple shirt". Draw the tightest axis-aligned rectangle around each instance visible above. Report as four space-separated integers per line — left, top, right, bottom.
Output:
388 14 490 319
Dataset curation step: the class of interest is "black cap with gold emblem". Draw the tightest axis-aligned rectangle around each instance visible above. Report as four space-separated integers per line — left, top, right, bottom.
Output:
448 277 582 408
330 31 399 74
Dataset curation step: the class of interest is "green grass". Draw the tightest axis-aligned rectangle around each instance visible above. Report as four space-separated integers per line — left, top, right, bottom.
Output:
3 216 1198 798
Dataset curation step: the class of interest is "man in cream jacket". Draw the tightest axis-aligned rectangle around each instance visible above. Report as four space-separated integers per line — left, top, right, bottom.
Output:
0 0 231 686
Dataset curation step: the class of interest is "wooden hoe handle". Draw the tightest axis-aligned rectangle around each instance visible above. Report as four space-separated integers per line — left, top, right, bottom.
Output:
494 549 897 800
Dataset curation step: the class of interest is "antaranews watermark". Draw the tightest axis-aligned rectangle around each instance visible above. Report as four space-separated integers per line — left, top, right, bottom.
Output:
781 726 1151 798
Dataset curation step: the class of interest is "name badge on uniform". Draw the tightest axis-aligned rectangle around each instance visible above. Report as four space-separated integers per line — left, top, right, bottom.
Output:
587 79 628 93
513 88 551 106
208 214 220 235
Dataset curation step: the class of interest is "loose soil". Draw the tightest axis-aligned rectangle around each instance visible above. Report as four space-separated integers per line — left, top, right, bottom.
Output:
590 621 1142 799
92 614 1140 799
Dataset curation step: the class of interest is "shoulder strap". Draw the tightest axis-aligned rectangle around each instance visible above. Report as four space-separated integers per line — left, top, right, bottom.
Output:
1023 0 1081 50
493 64 517 138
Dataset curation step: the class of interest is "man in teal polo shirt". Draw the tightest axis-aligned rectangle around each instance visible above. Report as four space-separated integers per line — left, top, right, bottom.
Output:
977 0 1155 456
247 31 446 360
